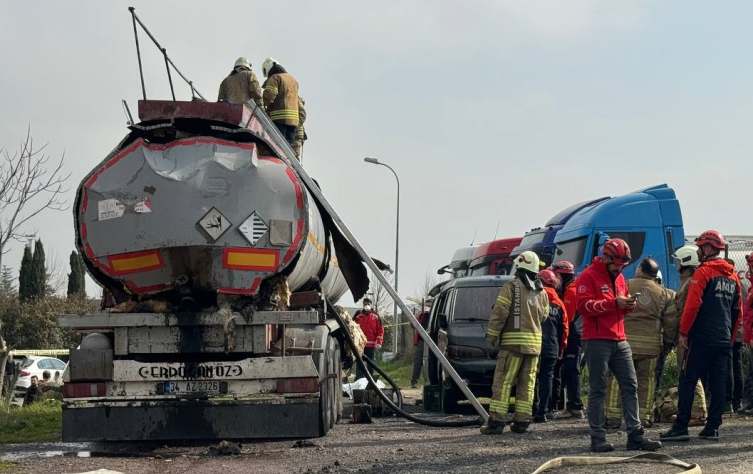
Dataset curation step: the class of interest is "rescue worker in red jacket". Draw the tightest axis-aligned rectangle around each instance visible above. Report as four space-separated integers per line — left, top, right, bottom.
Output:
354 298 384 380
577 238 662 453
661 231 743 442
551 261 584 419
742 253 753 414
533 269 569 423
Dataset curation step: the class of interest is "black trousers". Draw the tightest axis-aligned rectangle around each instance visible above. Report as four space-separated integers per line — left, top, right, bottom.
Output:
549 358 564 411
561 350 584 410
274 122 297 145
676 341 728 430
356 347 376 380
535 357 558 417
727 342 744 406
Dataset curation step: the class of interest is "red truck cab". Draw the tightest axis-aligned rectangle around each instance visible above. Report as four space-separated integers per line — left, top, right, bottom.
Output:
468 237 523 276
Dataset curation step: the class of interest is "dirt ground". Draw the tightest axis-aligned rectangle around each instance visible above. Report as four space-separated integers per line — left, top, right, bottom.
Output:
3 389 753 474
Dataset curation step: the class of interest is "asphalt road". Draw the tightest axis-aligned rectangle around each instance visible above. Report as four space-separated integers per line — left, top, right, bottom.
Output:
4 391 753 474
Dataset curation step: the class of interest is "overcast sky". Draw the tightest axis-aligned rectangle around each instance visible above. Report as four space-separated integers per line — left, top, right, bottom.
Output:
0 1 751 306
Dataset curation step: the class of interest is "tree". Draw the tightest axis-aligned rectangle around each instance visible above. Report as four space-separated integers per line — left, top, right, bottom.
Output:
67 250 86 298
18 245 33 302
0 266 14 298
0 128 69 372
30 239 46 299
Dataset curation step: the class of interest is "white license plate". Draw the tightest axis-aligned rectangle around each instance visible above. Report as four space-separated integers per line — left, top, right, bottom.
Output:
165 381 221 394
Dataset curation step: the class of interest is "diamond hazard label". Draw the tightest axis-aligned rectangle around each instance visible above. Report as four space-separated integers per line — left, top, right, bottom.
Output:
198 207 231 241
239 211 269 246
135 199 153 213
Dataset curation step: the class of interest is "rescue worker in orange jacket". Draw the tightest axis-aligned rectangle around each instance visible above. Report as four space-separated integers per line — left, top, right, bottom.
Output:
481 251 549 435
218 57 263 107
661 231 743 442
551 261 584 419
533 269 569 423
261 57 300 146
577 238 662 453
605 258 678 428
354 298 384 380
742 253 753 414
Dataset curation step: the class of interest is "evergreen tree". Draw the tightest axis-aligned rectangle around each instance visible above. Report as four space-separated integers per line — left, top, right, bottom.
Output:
31 239 46 299
0 265 15 297
67 250 86 297
19 245 33 302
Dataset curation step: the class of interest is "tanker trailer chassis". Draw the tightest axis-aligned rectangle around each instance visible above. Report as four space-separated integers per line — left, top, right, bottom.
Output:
59 305 344 441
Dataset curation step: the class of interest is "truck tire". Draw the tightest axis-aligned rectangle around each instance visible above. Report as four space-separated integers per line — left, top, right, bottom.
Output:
333 341 343 422
316 335 341 436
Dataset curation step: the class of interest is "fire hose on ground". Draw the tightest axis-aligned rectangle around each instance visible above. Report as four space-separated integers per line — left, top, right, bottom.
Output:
327 300 482 428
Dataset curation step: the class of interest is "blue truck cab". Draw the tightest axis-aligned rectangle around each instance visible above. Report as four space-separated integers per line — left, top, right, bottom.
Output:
511 197 609 267
552 184 685 290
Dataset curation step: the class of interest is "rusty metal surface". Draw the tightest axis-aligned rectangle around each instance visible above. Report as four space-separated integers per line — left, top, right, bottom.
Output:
62 398 321 441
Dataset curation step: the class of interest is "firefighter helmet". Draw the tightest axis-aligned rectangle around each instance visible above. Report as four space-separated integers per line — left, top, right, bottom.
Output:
674 245 700 268
514 251 542 273
234 57 251 70
601 238 631 265
656 270 663 285
262 57 278 77
538 269 559 288
695 230 726 250
551 261 575 275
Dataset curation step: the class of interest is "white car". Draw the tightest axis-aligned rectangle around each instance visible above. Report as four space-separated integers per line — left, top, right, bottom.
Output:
15 356 68 389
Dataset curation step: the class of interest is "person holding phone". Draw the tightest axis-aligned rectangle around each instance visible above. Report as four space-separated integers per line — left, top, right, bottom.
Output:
576 238 662 453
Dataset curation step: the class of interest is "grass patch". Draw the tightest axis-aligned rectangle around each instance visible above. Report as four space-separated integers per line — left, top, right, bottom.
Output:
0 461 20 473
376 358 415 388
0 401 62 444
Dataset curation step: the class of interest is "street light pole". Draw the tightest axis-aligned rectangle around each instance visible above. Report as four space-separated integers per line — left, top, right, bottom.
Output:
364 157 400 358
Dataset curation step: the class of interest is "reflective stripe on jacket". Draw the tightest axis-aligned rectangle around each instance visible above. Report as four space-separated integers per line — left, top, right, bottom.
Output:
487 278 549 355
263 73 300 126
576 257 632 341
625 275 678 356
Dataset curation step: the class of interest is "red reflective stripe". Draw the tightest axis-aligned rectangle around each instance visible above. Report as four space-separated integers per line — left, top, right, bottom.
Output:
285 168 303 209
282 218 304 265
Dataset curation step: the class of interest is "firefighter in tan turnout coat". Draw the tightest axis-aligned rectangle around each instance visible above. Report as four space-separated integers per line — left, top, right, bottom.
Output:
605 258 678 428
218 57 263 107
481 251 549 435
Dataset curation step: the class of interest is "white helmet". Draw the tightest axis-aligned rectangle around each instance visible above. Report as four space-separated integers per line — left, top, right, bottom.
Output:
674 245 700 268
262 57 278 77
656 270 663 285
514 251 541 274
234 57 251 70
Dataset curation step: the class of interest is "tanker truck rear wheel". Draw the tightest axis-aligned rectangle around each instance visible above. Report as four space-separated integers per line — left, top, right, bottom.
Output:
316 335 341 436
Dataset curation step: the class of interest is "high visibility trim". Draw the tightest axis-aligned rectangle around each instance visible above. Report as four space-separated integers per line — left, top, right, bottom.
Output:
487 329 501 338
497 296 512 307
490 353 521 416
265 86 279 94
269 109 299 120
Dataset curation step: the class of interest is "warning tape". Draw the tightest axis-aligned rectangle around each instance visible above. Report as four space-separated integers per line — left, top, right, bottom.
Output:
383 322 414 329
530 452 700 474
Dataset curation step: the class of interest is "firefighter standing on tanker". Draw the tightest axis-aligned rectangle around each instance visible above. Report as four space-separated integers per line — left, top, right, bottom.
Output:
533 269 569 424
604 258 678 429
261 57 300 146
218 57 263 107
481 250 549 435
661 231 742 442
552 261 585 419
354 298 384 380
577 238 662 452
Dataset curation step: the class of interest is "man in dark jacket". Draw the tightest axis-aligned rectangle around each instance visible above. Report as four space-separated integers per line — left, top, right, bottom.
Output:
577 238 661 453
551 261 584 419
661 231 742 442
23 375 39 406
410 301 432 389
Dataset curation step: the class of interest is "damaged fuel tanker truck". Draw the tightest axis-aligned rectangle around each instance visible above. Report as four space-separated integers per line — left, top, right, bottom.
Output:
59 98 375 441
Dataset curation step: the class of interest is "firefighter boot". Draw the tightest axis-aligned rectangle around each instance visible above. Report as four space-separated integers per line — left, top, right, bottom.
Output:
480 418 506 435
627 428 662 451
510 421 530 434
590 438 614 453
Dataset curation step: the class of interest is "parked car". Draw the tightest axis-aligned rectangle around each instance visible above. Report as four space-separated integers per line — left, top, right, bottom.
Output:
426 275 512 413
15 356 67 389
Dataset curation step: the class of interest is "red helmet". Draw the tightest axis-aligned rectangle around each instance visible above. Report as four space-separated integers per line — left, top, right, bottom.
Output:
695 230 726 250
538 269 559 288
551 261 575 275
745 253 753 267
601 238 631 265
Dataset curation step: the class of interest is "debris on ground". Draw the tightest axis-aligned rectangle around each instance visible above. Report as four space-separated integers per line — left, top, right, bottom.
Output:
207 440 242 456
292 440 317 448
